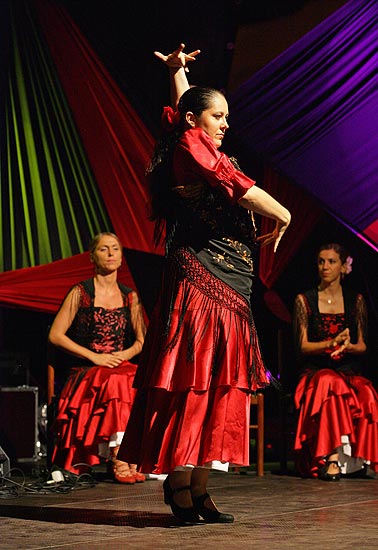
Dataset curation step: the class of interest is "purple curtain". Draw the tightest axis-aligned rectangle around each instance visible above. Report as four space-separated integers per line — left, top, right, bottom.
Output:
229 0 378 251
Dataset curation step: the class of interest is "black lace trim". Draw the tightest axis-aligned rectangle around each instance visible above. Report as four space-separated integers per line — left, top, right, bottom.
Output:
158 248 265 387
173 247 251 321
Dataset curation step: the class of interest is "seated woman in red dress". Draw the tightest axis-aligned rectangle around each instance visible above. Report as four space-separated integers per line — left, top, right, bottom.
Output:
294 243 378 480
48 232 146 483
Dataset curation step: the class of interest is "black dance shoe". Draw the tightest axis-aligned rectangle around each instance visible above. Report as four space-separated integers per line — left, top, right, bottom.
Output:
192 492 234 523
342 464 369 479
163 478 200 524
318 460 341 482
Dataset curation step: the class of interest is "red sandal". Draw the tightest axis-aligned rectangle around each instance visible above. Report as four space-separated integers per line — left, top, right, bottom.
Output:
108 446 136 484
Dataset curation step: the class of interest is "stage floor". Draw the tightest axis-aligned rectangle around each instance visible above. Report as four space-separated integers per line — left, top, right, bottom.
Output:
1 465 377 549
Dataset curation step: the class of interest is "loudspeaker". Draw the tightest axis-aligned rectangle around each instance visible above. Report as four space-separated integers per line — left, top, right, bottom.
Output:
0 386 39 462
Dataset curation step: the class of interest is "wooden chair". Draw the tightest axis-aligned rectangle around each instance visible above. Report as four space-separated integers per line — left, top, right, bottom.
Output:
250 392 265 476
233 392 264 476
47 342 56 407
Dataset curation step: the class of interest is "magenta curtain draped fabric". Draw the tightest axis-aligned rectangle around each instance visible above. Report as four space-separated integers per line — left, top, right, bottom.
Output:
230 0 378 251
258 166 322 289
32 0 163 257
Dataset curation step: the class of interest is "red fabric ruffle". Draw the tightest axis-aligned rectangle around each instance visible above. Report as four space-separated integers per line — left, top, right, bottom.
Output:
294 368 378 476
120 386 250 474
52 361 137 473
118 251 267 473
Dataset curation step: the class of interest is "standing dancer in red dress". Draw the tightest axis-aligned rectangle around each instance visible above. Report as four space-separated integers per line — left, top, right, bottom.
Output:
49 232 146 483
294 243 378 480
119 44 291 523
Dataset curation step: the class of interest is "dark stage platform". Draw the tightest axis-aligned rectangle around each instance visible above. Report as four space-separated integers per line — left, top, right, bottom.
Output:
1 463 377 549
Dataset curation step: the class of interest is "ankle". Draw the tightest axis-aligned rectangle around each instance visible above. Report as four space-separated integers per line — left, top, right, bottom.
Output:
328 453 339 462
109 445 120 461
169 471 192 490
190 483 208 498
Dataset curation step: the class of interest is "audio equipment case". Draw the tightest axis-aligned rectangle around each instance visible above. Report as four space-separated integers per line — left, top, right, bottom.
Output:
0 386 39 463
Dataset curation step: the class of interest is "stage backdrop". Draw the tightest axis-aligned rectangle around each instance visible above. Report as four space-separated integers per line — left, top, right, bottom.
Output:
0 0 376 317
229 0 378 259
0 0 162 314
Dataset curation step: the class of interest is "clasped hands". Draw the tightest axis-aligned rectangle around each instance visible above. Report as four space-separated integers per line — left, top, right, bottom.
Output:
90 350 130 368
328 328 350 358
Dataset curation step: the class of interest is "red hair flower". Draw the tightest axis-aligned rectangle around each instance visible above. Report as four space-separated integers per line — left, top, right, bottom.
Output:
161 106 181 132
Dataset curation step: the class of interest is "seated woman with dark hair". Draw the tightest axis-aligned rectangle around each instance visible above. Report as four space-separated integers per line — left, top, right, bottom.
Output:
293 242 378 480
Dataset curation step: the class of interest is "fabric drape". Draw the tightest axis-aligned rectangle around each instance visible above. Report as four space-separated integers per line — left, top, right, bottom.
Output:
0 252 137 314
32 0 161 256
230 0 378 251
0 0 162 312
258 165 322 289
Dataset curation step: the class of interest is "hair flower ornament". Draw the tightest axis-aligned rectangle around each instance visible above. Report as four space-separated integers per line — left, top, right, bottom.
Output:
161 106 181 132
345 255 353 274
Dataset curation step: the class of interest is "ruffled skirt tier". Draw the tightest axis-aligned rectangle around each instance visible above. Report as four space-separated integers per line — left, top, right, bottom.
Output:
52 361 137 473
118 249 268 474
294 368 378 476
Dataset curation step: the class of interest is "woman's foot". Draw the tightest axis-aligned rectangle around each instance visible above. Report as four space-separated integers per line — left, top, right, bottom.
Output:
189 466 234 523
163 476 199 524
129 464 146 483
192 492 234 523
318 453 341 482
108 446 136 484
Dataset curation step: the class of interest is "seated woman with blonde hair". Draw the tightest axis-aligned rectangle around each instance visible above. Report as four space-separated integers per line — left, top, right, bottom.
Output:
49 232 146 483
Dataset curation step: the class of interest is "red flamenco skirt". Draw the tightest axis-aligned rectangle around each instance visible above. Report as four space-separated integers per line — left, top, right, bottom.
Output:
347 374 378 471
118 249 268 474
52 361 137 473
294 368 378 477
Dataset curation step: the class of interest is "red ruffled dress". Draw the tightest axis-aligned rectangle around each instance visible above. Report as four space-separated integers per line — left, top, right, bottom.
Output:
52 279 143 474
294 288 378 477
118 125 271 474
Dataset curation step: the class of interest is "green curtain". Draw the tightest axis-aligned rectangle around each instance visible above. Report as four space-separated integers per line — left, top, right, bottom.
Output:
0 1 111 272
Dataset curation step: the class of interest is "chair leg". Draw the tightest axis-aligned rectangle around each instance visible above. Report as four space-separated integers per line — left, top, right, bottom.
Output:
256 393 264 476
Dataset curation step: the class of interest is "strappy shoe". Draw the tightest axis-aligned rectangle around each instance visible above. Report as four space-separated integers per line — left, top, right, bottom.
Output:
108 447 136 484
318 460 341 482
163 478 200 524
129 464 146 483
192 492 234 523
107 458 136 484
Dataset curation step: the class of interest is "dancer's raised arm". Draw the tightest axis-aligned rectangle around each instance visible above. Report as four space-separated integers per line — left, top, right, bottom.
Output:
154 43 200 107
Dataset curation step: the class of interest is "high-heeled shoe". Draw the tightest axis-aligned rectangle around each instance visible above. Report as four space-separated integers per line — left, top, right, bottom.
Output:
163 478 200 524
318 460 341 482
192 492 234 523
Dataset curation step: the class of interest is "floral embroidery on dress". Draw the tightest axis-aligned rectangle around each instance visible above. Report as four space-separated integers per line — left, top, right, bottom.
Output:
223 238 254 271
67 284 131 353
204 238 254 272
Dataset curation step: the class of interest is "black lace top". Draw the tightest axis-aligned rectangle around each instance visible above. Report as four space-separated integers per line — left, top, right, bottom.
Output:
64 279 141 366
294 286 368 373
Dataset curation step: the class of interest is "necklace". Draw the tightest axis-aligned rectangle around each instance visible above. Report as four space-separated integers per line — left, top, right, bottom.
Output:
319 286 338 305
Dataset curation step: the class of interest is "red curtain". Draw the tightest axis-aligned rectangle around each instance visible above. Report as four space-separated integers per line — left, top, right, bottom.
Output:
0 253 137 314
259 165 322 289
0 0 163 313
32 0 163 257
